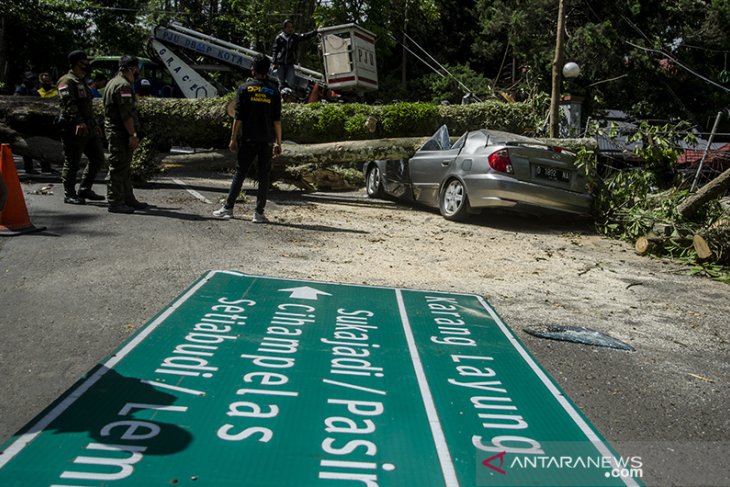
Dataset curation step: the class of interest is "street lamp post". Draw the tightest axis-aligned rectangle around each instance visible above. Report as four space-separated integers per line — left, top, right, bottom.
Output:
560 62 582 136
549 59 581 137
549 0 567 138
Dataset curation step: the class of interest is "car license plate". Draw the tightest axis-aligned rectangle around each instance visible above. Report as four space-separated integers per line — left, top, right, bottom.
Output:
535 165 570 182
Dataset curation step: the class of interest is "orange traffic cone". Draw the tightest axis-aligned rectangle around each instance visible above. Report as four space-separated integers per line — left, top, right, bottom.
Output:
0 144 45 236
307 82 321 104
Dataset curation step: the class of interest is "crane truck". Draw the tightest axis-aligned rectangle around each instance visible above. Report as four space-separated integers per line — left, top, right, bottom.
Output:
148 22 378 101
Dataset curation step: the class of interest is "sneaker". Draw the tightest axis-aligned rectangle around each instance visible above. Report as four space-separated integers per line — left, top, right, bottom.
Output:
63 195 86 205
252 212 269 223
213 207 233 219
78 189 105 201
108 204 135 214
128 201 149 210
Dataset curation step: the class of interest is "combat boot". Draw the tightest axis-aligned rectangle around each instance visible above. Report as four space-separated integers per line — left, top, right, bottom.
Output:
78 188 105 201
64 194 86 205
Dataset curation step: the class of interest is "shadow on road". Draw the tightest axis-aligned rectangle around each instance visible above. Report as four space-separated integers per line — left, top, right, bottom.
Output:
130 206 222 222
268 221 369 234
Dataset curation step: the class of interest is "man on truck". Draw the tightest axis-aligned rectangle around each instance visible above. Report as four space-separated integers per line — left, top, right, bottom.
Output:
272 19 318 91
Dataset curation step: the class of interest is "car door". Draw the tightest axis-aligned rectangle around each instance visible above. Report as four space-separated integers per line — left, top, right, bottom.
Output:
409 126 460 206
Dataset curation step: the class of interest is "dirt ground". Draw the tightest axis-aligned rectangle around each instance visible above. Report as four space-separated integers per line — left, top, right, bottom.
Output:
1 160 729 485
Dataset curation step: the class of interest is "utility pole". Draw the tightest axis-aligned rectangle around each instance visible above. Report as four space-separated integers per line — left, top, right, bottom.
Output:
549 0 567 138
401 0 410 91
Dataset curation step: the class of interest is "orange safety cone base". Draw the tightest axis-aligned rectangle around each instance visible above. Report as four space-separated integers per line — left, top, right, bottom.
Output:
0 224 46 236
0 144 46 236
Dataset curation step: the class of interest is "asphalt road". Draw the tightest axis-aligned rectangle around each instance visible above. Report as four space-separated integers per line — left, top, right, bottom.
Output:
1 159 729 486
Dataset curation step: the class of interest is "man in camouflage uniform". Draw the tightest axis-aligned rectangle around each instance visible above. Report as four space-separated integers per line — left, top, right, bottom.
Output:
57 50 106 204
103 55 148 213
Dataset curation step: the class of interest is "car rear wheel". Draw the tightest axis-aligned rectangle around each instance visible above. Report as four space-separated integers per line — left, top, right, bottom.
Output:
366 164 385 198
440 179 470 221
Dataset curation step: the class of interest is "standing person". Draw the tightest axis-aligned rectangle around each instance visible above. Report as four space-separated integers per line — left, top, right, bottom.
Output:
14 74 50 174
56 50 106 204
14 74 38 96
103 55 148 214
213 54 282 222
137 79 152 97
90 72 108 98
272 19 318 91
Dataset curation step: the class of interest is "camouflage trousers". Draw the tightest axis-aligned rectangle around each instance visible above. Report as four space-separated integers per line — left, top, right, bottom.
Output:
61 131 106 196
105 130 137 207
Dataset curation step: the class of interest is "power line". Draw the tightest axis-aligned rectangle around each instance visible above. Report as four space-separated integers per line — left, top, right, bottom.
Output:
677 44 729 54
626 41 730 94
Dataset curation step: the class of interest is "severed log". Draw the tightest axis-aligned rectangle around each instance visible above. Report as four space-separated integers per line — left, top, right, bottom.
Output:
635 234 694 257
692 234 713 261
635 236 663 256
677 166 730 219
697 218 730 264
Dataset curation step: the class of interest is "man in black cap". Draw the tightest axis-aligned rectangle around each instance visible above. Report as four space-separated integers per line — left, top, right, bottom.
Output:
102 55 147 213
56 49 106 204
213 54 282 222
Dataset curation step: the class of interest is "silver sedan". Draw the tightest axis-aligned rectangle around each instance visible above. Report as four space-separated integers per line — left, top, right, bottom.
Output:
364 125 592 221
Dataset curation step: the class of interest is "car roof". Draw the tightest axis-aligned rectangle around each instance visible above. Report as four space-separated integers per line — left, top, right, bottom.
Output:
476 129 540 145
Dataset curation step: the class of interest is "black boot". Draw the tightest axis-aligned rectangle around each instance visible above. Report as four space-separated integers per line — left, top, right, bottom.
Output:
40 161 57 174
64 194 86 205
78 188 105 201
23 157 38 175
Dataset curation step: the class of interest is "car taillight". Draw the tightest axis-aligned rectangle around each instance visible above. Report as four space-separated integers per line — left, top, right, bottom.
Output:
551 146 563 153
488 149 514 174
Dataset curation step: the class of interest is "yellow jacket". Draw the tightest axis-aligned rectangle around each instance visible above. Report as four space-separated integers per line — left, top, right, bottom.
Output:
38 86 59 98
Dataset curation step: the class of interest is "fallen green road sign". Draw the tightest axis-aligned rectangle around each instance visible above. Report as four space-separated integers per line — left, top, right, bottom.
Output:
0 271 643 486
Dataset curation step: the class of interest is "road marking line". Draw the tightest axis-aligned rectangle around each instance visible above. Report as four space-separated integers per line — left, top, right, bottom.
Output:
0 270 225 468
141 379 206 397
476 296 640 487
395 289 459 487
173 178 212 204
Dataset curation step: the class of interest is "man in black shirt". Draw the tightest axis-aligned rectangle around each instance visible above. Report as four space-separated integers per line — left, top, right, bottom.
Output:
214 55 282 223
272 19 318 91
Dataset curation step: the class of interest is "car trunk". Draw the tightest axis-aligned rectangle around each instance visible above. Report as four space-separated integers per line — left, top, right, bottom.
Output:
507 145 586 193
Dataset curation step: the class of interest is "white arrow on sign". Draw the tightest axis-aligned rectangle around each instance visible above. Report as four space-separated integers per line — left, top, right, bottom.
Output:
279 286 332 300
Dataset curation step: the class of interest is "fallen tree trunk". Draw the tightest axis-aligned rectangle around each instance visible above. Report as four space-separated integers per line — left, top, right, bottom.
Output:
157 139 428 190
677 166 730 219
1 95 594 184
276 138 427 166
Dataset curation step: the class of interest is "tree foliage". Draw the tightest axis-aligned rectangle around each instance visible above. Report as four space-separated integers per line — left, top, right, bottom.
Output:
0 0 88 87
2 0 729 129
471 0 730 129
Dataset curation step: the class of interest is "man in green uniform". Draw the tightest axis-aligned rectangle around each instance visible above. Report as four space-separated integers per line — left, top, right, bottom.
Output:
103 55 147 214
57 50 106 204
